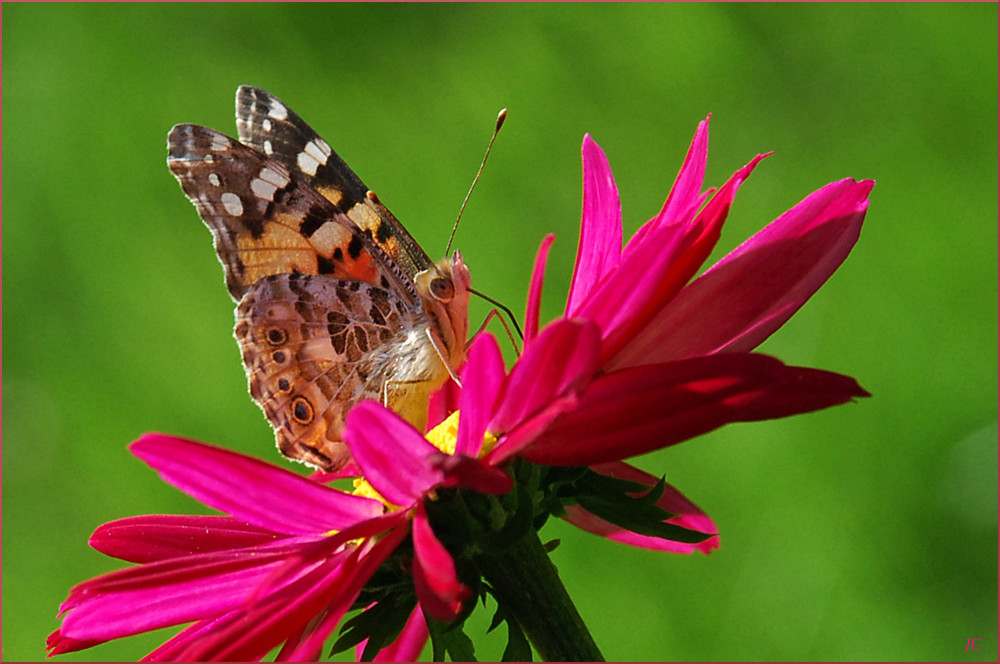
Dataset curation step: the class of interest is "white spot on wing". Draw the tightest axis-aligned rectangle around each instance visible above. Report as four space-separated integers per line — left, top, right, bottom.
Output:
297 149 321 176
258 167 289 188
314 138 332 159
262 118 272 132
210 136 229 152
268 101 288 120
303 140 330 167
251 177 278 201
221 192 243 216
263 139 273 155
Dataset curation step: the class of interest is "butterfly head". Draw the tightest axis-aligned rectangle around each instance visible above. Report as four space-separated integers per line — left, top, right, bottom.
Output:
415 252 471 368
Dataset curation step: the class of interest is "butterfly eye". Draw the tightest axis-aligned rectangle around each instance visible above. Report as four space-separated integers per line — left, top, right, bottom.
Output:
429 277 455 302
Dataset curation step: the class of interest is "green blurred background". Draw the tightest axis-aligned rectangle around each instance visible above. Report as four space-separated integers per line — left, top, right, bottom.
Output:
3 3 996 662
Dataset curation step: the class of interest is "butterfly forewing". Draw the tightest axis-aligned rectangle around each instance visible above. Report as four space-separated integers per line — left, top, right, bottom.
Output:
235 85 434 282
167 124 410 302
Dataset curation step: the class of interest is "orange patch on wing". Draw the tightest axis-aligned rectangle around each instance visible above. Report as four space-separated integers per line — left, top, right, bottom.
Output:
237 223 318 283
315 185 344 206
337 251 379 283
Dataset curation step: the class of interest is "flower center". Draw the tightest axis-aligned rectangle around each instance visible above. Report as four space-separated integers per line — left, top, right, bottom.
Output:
349 410 498 509
425 410 461 454
350 411 463 509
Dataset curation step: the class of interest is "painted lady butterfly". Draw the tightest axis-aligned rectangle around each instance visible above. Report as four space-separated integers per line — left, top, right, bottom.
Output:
167 86 470 472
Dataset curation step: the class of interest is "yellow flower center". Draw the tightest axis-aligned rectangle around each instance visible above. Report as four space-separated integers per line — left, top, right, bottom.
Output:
348 410 498 509
426 410 461 455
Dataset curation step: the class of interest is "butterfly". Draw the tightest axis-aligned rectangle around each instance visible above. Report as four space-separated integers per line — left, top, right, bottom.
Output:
167 86 470 472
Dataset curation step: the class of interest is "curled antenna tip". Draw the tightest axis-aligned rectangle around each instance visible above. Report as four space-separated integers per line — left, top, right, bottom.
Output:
496 108 508 129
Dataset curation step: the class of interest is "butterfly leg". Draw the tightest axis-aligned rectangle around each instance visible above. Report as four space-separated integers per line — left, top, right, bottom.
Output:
424 328 463 387
468 308 522 357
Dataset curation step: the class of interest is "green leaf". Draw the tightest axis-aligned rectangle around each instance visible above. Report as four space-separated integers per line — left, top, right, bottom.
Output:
577 468 662 499
428 615 477 662
333 595 415 659
501 615 532 662
575 493 711 543
487 602 507 633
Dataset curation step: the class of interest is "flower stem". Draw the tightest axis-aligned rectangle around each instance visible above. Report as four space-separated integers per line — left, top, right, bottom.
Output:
475 529 604 662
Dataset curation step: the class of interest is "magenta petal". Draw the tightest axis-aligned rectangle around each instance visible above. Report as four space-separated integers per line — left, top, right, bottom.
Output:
486 394 580 465
525 233 556 343
90 515 281 564
575 220 684 353
58 541 319 645
412 507 471 622
368 605 429 662
624 116 710 255
179 523 408 661
489 318 601 436
307 460 362 484
523 353 869 466
456 333 507 456
140 612 241 662
591 461 717 537
130 434 382 535
612 178 874 367
427 377 463 432
566 135 622 316
181 549 354 661
588 154 765 364
344 401 444 507
280 525 410 662
430 452 513 494
655 117 710 231
564 461 719 554
563 505 717 554
45 629 102 657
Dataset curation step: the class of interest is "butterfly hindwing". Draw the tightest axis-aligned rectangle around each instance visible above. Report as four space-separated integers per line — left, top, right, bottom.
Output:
235 272 414 470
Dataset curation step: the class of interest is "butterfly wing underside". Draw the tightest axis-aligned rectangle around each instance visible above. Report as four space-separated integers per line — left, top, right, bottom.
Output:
234 85 434 283
166 123 408 302
167 87 471 472
235 273 413 471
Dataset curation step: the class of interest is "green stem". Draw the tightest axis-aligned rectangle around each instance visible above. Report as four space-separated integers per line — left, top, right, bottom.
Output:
475 529 604 662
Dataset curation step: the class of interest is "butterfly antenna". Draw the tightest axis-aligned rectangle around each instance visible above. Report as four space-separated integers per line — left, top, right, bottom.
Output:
445 108 507 255
469 286 524 341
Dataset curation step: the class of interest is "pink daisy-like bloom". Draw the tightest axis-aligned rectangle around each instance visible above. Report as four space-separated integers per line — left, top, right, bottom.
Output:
50 116 872 662
522 125 871 451
46 429 510 661
425 116 871 555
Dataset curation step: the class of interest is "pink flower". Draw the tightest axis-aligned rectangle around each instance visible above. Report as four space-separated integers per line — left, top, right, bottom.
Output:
439 117 872 554
514 119 871 454
47 430 509 661
50 117 872 662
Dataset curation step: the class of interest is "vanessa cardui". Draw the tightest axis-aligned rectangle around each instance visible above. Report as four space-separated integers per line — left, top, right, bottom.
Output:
167 86 470 472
